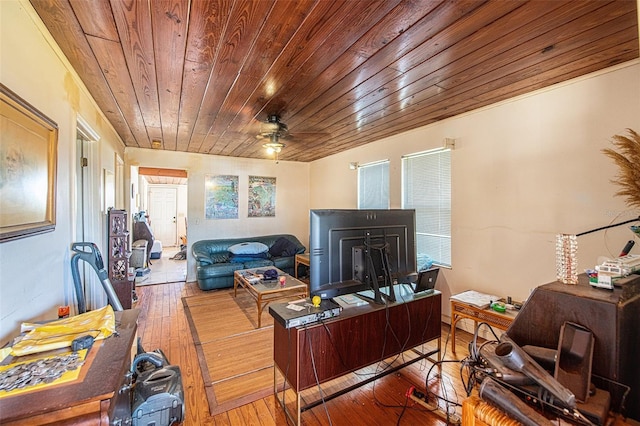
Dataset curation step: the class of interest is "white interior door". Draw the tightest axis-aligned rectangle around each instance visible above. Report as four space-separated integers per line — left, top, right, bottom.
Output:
149 186 177 246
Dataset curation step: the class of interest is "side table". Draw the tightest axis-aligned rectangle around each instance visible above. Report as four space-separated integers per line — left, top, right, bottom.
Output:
450 298 516 354
294 253 310 279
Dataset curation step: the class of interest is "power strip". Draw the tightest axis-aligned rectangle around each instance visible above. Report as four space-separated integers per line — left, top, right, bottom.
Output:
407 387 461 424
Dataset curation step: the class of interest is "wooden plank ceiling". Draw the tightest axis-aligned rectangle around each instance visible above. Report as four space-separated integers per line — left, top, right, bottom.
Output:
31 0 638 162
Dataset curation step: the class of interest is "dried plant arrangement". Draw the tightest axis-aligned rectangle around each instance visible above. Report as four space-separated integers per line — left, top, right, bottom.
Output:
602 128 640 210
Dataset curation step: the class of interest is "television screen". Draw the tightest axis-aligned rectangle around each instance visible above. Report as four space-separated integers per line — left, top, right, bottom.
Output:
309 209 417 300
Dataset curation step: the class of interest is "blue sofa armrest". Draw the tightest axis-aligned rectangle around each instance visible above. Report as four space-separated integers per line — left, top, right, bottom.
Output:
192 243 213 265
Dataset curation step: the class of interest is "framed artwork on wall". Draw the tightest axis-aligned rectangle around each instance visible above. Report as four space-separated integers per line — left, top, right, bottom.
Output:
205 175 238 219
0 84 58 242
248 176 276 217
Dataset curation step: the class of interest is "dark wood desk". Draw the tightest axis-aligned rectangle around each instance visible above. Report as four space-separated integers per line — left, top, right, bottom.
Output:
272 291 441 425
0 309 139 425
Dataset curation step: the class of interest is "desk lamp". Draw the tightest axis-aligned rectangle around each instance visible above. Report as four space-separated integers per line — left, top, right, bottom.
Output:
556 216 639 284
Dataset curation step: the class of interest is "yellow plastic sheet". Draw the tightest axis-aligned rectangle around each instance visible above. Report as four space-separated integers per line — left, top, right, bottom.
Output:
11 305 116 356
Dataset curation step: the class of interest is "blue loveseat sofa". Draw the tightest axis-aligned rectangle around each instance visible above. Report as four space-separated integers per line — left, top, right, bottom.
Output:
191 234 306 291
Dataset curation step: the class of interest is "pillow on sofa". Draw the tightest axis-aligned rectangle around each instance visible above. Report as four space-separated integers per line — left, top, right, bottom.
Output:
229 242 269 255
269 237 300 257
229 252 269 263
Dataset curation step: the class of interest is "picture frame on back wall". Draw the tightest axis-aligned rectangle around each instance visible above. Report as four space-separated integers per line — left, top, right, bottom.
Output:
204 174 239 219
248 176 276 217
0 84 58 242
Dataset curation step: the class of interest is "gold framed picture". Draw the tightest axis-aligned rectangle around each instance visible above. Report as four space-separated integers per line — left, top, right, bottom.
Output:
0 83 58 242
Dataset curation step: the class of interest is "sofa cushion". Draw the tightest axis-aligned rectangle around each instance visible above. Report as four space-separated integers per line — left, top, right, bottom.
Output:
272 256 295 271
197 263 243 279
269 236 300 257
210 252 230 263
229 242 269 255
229 253 269 263
243 259 274 269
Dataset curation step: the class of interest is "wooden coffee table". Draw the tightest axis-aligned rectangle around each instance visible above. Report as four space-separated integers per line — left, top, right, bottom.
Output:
234 267 308 328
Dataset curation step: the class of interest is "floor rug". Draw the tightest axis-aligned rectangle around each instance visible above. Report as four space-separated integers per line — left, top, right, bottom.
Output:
182 289 274 415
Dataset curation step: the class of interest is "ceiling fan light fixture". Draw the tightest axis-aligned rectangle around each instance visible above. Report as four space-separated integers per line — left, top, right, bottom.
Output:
263 132 284 155
263 142 284 154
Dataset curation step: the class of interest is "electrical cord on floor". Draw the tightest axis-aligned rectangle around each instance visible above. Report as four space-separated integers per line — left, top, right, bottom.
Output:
411 293 438 373
305 323 332 426
370 295 414 407
396 387 411 425
425 359 463 416
371 291 442 417
386 297 469 423
371 290 448 419
426 360 462 420
316 307 423 419
316 315 431 423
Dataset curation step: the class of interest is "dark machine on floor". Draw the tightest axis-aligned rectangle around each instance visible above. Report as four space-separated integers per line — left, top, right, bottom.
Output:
465 273 639 425
70 242 185 425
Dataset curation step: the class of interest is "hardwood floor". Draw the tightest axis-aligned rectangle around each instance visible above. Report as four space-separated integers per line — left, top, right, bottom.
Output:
135 281 479 425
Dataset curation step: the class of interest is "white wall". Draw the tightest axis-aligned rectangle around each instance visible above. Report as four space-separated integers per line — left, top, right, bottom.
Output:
125 148 311 282
0 1 126 343
176 184 188 241
310 61 640 320
1 0 638 345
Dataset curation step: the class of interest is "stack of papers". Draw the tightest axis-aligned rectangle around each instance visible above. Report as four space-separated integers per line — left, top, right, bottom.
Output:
450 290 501 309
334 294 369 308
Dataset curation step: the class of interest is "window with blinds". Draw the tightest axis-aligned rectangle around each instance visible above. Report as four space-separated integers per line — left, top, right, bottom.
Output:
358 160 389 209
402 149 451 267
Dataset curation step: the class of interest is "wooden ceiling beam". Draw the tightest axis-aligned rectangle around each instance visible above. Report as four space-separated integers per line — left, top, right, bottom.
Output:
138 167 188 178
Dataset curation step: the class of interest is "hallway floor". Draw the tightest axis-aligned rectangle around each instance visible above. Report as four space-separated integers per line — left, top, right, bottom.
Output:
135 246 186 286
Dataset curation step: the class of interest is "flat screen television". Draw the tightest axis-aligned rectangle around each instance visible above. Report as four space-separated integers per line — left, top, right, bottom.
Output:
309 209 417 302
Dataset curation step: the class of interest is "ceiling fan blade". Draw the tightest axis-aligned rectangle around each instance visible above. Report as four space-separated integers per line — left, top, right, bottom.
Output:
287 132 330 140
260 122 281 133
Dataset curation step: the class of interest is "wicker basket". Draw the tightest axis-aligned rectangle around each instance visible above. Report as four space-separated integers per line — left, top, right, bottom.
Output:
462 395 520 426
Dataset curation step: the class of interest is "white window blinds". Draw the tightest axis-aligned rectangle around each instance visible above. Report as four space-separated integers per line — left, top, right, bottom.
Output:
358 160 389 209
403 149 451 267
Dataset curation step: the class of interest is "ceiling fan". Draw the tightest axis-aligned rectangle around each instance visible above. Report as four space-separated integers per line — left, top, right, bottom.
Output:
256 114 288 155
255 114 330 159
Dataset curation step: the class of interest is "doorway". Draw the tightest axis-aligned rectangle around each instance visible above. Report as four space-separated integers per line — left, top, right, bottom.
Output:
136 167 188 286
149 186 177 246
75 118 103 309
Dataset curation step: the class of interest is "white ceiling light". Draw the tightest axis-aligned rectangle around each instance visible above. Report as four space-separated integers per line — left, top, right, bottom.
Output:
262 133 284 154
263 142 284 154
